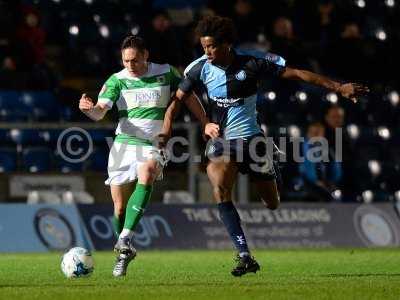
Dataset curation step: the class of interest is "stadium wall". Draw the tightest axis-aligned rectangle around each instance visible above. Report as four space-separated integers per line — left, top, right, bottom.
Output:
1 203 400 252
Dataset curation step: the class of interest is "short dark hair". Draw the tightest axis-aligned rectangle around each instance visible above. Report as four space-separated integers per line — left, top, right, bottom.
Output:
121 35 147 52
195 16 237 45
309 121 325 128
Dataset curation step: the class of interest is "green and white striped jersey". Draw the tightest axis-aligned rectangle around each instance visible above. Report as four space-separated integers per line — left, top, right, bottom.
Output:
98 63 181 145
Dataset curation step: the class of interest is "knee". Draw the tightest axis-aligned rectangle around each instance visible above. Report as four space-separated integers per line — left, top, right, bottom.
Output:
213 185 231 202
268 200 280 210
139 163 159 184
263 193 280 210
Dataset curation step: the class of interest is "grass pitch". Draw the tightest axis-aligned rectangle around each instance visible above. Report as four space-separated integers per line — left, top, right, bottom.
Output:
0 249 399 300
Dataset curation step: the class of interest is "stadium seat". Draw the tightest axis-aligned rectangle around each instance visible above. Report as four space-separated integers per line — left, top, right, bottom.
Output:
19 91 60 121
85 148 108 172
0 129 14 146
22 147 52 172
87 129 114 148
0 148 17 172
0 91 20 109
46 129 64 147
59 106 73 121
0 108 31 122
9 129 51 147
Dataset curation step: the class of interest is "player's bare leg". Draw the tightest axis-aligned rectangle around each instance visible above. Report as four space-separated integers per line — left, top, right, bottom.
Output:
206 158 237 203
113 159 161 277
207 158 260 276
254 179 280 210
110 182 135 236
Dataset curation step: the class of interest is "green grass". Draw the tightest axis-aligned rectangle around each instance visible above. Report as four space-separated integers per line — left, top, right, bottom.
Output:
0 249 400 300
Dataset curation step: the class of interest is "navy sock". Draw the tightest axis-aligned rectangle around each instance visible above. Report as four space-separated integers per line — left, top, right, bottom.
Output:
218 201 250 256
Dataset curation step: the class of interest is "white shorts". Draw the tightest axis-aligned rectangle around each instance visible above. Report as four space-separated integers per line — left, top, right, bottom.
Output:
105 142 168 186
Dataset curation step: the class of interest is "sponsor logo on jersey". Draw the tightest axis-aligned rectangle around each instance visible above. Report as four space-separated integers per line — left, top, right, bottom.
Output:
211 96 244 108
235 70 247 81
134 90 162 102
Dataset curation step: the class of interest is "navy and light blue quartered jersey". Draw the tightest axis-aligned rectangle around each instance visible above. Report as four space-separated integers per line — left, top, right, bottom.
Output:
179 50 286 140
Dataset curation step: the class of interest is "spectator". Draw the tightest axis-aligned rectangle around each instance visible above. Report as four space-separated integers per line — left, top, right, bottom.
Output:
143 10 184 68
300 122 342 201
232 0 261 44
321 21 369 81
324 105 355 200
269 16 313 70
292 0 340 42
16 5 46 67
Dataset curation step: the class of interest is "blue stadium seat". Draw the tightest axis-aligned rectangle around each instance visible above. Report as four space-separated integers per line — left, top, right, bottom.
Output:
22 147 52 172
19 91 55 107
85 148 108 172
0 91 62 121
19 91 60 121
59 106 73 121
0 91 20 109
87 129 114 148
0 129 14 146
0 148 17 172
0 108 31 122
0 91 31 121
45 129 64 147
9 129 51 146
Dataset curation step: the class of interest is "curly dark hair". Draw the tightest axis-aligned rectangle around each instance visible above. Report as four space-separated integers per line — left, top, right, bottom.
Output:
195 16 237 45
121 35 147 52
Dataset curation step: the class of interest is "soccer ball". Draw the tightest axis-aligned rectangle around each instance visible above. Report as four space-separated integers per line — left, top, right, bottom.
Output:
61 247 94 278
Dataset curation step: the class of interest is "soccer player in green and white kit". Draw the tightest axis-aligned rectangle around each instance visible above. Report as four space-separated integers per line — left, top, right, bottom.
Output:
79 35 206 277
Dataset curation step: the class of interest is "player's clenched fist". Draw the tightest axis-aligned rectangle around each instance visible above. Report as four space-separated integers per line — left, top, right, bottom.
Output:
79 93 94 112
204 122 220 139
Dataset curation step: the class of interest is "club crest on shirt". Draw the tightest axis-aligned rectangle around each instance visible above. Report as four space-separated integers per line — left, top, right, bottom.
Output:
157 76 165 84
235 70 247 81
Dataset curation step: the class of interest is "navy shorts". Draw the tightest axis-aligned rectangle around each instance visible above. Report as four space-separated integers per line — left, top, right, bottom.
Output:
205 134 276 181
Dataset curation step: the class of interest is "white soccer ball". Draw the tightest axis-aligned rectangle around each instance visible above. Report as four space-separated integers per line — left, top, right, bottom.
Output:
61 247 94 278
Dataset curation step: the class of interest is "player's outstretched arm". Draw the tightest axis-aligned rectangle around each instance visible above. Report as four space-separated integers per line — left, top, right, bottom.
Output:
280 67 369 103
79 93 109 121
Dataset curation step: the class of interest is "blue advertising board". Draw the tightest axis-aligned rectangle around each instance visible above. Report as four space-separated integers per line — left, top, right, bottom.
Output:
0 204 92 252
77 203 400 251
1 203 399 252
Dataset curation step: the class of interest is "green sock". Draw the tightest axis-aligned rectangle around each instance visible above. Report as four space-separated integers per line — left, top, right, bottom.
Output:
123 184 153 231
112 214 125 236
